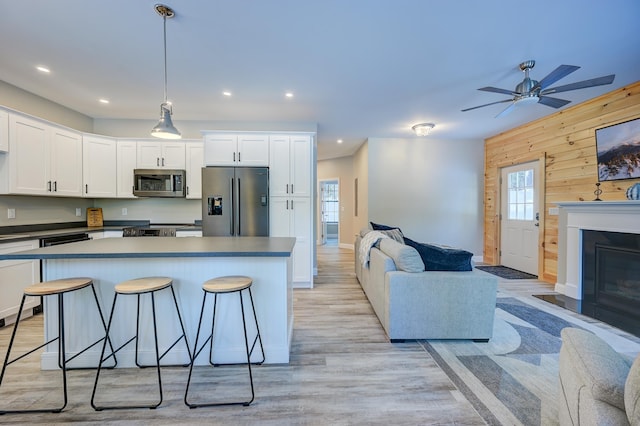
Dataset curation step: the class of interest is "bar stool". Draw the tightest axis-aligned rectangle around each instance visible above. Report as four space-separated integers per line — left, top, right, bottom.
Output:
91 276 191 410
184 275 265 408
0 277 115 414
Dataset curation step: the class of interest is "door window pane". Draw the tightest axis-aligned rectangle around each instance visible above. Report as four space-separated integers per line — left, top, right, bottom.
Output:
507 169 534 221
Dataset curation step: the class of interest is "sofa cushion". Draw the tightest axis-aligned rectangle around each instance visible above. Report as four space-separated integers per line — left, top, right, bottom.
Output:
561 328 628 411
370 222 402 233
403 237 472 271
378 228 404 244
378 239 424 272
626 355 640 425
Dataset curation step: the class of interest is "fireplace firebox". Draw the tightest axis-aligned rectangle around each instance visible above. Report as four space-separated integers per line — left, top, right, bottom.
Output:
582 230 640 336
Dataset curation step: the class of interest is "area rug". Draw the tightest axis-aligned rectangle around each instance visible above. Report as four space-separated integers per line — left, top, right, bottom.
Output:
476 265 538 280
421 295 640 426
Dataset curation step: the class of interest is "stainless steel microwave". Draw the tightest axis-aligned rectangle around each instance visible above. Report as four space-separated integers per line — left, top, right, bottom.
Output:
133 169 186 197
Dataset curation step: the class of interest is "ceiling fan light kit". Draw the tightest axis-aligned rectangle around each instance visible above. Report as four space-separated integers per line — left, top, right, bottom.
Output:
151 3 181 139
412 123 435 136
461 59 615 118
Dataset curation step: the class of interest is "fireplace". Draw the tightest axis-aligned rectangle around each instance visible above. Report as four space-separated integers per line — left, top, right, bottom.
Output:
582 230 640 336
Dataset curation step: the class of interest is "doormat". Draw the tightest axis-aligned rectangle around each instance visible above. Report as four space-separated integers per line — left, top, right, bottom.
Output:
421 296 640 425
476 265 537 280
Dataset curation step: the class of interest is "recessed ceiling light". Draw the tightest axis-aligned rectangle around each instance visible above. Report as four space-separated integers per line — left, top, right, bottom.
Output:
99 99 110 104
337 139 343 144
285 92 294 98
223 91 232 97
36 66 50 73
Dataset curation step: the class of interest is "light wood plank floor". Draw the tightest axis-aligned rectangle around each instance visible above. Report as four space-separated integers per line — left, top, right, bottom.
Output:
0 245 556 425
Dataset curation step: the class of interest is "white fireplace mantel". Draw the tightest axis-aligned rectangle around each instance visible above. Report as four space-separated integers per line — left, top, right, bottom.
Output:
555 200 640 299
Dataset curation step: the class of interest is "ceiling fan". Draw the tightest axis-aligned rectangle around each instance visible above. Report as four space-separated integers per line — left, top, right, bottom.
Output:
461 60 615 117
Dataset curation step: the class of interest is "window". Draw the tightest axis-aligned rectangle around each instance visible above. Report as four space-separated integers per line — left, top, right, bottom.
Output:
507 169 534 221
322 182 339 222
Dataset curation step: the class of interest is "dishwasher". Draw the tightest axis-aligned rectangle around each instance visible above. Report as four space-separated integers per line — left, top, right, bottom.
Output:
35 232 92 314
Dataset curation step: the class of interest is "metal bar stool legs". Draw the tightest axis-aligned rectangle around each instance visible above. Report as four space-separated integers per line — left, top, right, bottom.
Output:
91 277 191 411
184 275 264 408
0 278 114 414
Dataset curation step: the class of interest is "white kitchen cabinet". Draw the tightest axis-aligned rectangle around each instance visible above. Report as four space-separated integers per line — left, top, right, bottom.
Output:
203 132 269 166
137 140 185 169
116 140 137 198
185 141 204 199
0 109 8 152
269 134 312 197
83 135 117 198
7 114 82 197
50 127 83 196
270 197 312 285
0 240 40 327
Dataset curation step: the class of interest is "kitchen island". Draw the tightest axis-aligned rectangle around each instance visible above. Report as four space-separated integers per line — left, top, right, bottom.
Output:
0 236 296 369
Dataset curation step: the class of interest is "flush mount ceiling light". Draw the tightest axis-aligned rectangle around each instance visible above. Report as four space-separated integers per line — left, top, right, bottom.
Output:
151 4 181 140
411 123 435 136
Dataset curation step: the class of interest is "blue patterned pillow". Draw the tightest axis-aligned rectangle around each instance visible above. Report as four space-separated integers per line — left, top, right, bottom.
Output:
370 222 402 233
403 237 472 271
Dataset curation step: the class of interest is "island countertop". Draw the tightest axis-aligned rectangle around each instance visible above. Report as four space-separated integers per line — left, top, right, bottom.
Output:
0 236 296 260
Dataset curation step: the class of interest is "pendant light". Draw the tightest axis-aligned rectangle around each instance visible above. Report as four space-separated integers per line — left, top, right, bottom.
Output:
151 4 181 139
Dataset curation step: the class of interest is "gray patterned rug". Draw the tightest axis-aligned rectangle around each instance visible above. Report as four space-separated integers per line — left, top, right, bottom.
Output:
421 296 640 426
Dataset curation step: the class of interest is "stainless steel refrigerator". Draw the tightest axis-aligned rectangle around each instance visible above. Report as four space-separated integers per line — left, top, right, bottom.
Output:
202 167 269 236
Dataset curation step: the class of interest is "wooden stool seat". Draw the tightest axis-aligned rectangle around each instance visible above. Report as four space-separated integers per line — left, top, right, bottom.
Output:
114 276 172 294
203 275 253 293
23 277 93 296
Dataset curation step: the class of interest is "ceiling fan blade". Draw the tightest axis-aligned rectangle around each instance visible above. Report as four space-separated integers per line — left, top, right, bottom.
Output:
495 102 516 118
538 95 572 108
461 98 513 112
540 74 615 95
531 65 580 92
478 86 518 96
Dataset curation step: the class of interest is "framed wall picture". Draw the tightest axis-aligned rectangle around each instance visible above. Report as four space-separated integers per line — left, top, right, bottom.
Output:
595 117 640 181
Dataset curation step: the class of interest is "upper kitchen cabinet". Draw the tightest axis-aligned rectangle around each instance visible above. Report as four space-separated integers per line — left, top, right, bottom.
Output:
3 114 82 196
269 134 312 197
203 132 269 167
0 109 8 152
83 135 117 198
136 140 185 169
116 140 137 198
185 140 204 199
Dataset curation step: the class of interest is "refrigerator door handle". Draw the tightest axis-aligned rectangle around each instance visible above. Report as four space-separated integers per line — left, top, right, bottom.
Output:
230 178 235 235
237 178 241 235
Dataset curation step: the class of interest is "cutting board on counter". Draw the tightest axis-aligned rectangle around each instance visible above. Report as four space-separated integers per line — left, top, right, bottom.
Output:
87 208 103 227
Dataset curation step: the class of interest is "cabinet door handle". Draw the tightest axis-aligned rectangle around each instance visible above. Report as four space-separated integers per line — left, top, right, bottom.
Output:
162 157 165 167
286 199 289 210
238 152 241 162
47 180 52 192
186 186 189 195
291 184 294 193
233 152 236 162
157 157 160 166
85 184 88 194
291 199 294 210
53 181 57 192
286 184 289 194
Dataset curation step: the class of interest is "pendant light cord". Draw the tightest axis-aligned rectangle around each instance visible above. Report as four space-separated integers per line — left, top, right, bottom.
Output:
162 13 168 105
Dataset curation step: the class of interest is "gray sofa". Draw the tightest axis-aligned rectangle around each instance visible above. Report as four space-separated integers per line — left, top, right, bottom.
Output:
354 233 498 341
559 327 640 425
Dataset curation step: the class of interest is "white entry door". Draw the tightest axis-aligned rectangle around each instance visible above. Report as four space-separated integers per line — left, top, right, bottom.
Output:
500 161 540 275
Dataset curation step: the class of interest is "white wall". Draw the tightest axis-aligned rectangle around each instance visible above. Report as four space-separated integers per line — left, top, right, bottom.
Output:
367 137 484 255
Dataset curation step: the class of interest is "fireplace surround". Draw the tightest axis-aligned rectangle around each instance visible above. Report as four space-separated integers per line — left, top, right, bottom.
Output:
556 201 640 335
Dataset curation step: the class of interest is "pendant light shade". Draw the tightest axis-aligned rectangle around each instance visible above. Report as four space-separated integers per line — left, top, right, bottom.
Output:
151 102 181 139
151 4 181 139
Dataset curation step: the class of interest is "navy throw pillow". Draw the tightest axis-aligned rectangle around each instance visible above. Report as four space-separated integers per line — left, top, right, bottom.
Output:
403 237 473 271
370 222 402 233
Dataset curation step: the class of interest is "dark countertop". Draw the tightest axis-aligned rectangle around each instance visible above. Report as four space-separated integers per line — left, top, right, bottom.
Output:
0 236 295 259
0 221 202 243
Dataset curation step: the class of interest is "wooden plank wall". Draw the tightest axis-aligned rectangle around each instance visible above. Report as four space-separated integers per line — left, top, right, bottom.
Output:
484 81 640 283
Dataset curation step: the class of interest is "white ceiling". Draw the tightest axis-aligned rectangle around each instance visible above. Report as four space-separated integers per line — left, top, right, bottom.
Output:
1 0 639 160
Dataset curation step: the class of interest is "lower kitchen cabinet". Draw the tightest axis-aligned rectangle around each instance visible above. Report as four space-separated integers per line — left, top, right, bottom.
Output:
0 240 40 327
270 196 312 287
